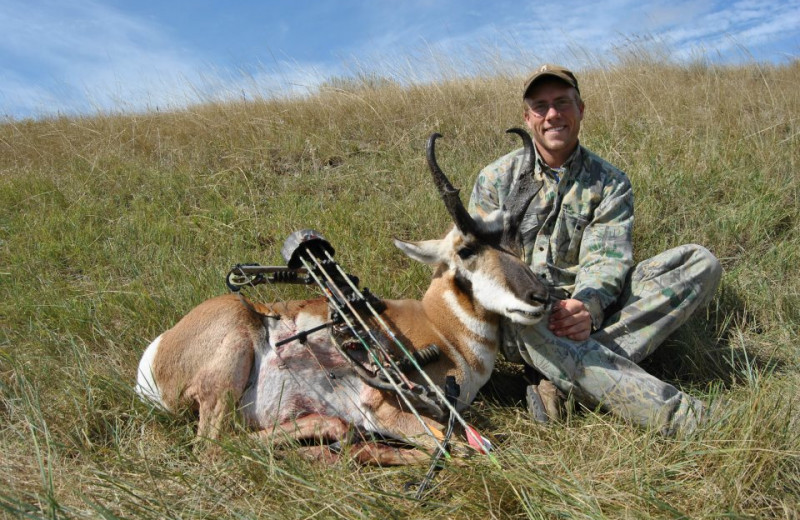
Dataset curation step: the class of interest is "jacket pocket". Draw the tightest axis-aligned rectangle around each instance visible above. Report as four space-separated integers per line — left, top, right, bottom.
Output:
553 208 589 267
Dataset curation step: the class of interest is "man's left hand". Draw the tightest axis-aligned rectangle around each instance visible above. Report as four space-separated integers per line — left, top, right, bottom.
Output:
548 299 592 341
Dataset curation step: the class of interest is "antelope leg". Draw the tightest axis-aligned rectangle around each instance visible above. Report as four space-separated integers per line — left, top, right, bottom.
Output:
292 442 432 466
350 442 432 465
252 413 351 444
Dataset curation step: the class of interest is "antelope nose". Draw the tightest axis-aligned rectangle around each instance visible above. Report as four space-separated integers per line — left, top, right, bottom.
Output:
525 287 549 306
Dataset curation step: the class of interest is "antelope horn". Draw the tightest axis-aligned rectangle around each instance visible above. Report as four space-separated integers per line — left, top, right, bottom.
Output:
426 133 478 235
502 127 543 249
506 127 535 182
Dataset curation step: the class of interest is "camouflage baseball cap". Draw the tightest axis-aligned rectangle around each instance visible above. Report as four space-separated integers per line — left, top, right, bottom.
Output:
522 64 580 99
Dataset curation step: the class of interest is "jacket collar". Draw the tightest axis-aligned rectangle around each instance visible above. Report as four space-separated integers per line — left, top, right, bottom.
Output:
533 143 582 181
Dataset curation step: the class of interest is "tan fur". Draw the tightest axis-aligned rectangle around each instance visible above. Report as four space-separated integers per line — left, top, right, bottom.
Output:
381 272 498 382
154 294 259 411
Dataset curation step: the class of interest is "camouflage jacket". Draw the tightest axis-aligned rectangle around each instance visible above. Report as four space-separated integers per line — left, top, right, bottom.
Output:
468 143 634 329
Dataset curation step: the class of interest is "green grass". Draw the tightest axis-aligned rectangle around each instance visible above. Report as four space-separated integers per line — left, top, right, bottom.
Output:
1 52 799 518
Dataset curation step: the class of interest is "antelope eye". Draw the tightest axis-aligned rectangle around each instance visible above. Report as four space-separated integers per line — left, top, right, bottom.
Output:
457 246 476 259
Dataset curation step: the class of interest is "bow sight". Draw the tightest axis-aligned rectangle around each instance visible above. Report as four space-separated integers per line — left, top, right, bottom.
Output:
226 229 386 321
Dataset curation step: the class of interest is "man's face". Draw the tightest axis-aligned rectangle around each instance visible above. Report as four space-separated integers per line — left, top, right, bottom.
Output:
523 79 584 167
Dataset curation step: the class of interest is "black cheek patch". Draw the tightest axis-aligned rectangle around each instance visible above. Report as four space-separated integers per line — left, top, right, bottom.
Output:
453 271 474 298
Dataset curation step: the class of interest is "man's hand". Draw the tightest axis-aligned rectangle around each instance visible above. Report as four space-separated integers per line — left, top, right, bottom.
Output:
548 299 592 341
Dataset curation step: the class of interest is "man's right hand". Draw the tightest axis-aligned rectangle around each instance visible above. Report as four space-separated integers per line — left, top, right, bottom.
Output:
548 298 592 341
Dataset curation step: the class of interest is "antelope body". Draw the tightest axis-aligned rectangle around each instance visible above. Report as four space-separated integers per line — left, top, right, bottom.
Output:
136 130 549 464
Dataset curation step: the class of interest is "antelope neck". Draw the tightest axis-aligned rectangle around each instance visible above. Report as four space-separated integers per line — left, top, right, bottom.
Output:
423 272 498 344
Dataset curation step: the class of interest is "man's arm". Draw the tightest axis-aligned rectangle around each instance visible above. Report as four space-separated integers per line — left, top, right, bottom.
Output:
571 176 635 330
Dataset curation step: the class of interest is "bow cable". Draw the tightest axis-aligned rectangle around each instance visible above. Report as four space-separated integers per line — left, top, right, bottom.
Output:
321 250 495 459
298 254 449 455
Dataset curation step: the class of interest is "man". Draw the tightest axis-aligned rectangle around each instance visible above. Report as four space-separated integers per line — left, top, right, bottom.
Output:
468 65 722 435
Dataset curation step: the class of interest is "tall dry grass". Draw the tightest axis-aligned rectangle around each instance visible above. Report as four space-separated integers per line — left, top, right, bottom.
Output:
1 53 798 518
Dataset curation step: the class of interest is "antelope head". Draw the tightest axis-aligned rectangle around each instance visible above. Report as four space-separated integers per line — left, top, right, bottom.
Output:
395 129 550 325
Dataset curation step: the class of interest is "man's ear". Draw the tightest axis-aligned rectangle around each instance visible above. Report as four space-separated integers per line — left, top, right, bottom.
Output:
393 238 445 265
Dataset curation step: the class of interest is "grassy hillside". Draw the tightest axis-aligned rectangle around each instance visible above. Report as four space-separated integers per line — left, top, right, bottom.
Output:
1 56 799 518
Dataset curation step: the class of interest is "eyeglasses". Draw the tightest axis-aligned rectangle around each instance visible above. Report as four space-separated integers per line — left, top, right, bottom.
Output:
527 98 577 117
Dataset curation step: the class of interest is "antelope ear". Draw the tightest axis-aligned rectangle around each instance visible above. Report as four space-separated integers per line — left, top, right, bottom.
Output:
481 208 505 234
393 238 446 265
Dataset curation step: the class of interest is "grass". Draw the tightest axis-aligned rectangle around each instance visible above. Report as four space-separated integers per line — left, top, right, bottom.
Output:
1 51 799 518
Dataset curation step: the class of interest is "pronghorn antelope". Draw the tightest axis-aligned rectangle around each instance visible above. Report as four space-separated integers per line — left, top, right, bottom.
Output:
136 129 550 464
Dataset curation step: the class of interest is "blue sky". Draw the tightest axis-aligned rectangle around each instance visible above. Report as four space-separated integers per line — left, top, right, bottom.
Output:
2 0 798 120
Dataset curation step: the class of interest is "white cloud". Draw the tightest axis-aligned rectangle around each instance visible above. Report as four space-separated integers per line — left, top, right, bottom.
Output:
649 0 800 59
199 60 345 103
0 0 215 115
0 0 347 117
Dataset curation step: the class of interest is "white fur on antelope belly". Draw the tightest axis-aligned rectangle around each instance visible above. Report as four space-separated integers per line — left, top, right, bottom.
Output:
239 326 379 431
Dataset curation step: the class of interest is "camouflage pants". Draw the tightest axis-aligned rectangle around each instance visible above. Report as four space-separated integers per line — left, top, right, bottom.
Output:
504 244 722 435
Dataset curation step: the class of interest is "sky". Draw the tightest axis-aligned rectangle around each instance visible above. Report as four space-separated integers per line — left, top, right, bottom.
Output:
1 0 798 120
